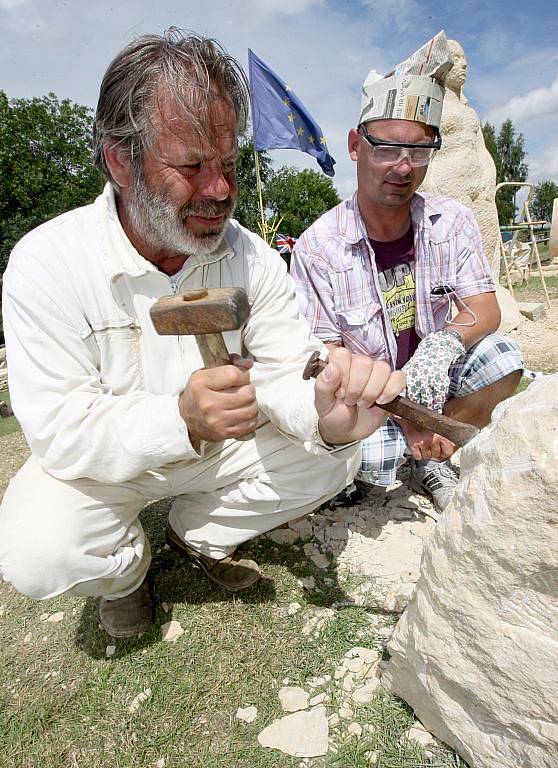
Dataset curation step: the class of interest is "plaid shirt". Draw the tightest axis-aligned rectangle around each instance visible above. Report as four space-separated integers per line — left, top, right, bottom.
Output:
290 192 495 368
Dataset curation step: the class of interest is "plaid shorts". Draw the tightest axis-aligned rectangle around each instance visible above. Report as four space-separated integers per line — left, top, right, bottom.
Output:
358 333 524 486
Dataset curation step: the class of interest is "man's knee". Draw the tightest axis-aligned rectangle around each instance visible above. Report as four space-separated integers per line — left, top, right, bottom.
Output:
0 458 147 600
273 443 361 503
445 334 524 427
0 519 74 599
358 421 407 485
450 333 524 396
471 333 523 367
0 491 91 599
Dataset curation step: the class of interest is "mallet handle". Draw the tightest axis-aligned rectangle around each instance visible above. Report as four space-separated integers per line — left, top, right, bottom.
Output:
196 333 232 369
196 333 255 442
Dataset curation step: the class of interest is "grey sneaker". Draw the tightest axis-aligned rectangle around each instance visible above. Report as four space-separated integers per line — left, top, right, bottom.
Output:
409 459 459 513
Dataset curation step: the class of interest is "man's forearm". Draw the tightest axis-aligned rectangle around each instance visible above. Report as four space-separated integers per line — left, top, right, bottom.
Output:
446 292 500 349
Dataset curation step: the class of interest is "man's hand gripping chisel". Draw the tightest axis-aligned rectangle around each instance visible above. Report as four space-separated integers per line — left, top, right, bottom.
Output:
303 351 479 448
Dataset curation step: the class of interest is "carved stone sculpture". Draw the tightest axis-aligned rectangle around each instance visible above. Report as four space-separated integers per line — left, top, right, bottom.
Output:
383 374 558 768
549 198 558 262
422 40 501 278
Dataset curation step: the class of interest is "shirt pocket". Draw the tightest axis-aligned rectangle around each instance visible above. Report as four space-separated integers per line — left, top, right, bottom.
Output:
337 303 387 358
337 302 382 329
89 321 144 394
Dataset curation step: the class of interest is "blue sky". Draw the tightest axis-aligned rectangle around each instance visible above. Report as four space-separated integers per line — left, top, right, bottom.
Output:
1 0 557 199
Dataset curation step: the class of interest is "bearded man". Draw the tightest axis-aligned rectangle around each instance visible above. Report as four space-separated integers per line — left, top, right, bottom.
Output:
0 30 404 638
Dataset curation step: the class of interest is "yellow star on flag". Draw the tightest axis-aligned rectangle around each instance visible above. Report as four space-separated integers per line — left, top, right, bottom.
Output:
297 126 305 136
283 98 290 106
319 136 326 144
288 113 295 122
308 135 315 144
285 84 292 91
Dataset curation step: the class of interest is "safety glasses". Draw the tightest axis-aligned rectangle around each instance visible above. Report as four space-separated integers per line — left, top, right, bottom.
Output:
359 125 441 167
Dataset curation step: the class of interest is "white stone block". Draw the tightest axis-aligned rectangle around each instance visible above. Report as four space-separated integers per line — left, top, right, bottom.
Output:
384 375 558 768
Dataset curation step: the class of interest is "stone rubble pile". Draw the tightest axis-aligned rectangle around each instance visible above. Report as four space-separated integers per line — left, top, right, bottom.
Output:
256 637 439 760
256 645 383 758
279 471 438 613
257 462 443 758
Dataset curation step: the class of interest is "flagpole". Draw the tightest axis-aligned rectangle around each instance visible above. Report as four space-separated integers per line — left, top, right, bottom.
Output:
253 148 268 241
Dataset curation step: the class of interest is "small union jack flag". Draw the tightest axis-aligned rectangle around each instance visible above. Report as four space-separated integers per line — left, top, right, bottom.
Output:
276 233 298 255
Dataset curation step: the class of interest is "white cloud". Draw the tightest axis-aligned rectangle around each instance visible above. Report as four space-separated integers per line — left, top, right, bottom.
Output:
360 0 426 34
0 0 30 8
245 0 324 18
486 76 558 126
526 139 558 184
472 25 513 69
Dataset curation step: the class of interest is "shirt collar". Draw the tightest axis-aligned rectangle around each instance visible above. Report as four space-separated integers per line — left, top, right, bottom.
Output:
410 192 442 229
344 190 442 246
97 182 235 282
344 192 368 245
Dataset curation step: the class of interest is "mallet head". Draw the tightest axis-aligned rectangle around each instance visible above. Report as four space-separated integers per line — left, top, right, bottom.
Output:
150 287 250 336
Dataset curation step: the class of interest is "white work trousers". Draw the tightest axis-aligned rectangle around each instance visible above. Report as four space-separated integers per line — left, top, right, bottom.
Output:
0 421 360 601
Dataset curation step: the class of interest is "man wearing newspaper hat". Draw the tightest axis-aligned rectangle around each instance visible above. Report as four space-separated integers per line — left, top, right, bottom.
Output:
291 32 523 512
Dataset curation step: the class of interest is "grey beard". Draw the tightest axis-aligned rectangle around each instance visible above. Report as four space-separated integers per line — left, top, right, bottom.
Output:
126 168 235 257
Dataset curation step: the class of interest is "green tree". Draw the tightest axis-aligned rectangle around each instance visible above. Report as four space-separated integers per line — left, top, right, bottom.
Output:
265 167 340 238
531 179 558 223
0 91 103 274
483 118 528 225
482 122 500 177
233 138 273 234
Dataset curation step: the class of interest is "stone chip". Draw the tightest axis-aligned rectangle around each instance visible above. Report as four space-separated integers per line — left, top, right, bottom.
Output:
279 686 309 712
236 705 258 723
257 705 329 757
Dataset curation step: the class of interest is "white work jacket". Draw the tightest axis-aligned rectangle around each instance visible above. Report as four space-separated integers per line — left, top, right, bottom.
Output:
2 184 327 483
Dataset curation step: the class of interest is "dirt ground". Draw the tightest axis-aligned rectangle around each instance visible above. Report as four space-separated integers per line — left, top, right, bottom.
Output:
0 432 28 494
510 302 558 374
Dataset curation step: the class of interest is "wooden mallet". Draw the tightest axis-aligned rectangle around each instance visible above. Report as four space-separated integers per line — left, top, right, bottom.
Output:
303 351 479 448
150 286 254 440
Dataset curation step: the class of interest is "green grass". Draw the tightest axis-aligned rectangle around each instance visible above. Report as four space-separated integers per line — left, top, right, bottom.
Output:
0 497 464 768
537 242 549 259
0 391 20 437
511 274 558 301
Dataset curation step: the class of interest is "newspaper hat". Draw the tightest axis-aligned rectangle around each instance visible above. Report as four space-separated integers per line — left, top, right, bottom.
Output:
358 31 454 130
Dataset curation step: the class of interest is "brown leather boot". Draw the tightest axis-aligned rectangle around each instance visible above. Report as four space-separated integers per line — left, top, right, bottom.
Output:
99 578 153 638
165 524 261 592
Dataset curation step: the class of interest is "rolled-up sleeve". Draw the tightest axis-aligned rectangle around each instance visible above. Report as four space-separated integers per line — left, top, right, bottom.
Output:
454 208 496 297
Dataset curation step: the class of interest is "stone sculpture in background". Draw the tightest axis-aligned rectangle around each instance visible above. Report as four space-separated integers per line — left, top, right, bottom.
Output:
383 373 558 768
549 198 558 262
422 40 501 279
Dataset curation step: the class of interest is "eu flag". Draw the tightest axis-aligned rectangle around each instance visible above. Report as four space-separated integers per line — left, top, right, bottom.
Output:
248 49 336 177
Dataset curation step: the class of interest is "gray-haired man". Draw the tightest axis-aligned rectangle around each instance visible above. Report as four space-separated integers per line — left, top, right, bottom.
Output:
0 30 404 638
